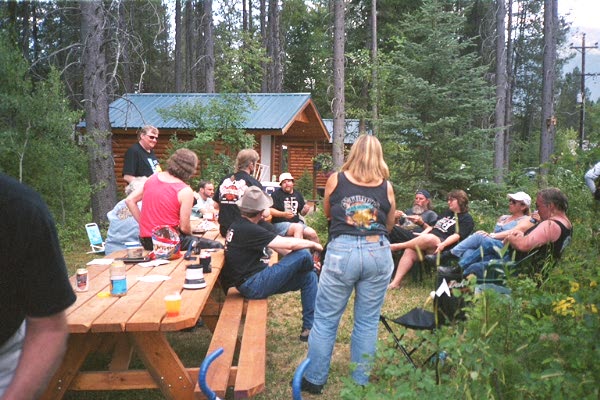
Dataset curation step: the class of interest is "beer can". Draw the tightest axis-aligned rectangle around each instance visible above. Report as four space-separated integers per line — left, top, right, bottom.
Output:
76 268 89 292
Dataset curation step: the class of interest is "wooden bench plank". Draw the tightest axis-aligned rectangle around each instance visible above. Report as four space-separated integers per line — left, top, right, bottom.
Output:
234 298 268 399
198 288 245 399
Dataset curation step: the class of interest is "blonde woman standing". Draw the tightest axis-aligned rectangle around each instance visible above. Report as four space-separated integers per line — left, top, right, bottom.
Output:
300 135 396 394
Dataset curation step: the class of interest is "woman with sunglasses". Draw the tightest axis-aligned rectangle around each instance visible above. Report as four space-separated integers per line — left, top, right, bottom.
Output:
123 125 162 183
461 188 571 278
450 192 537 269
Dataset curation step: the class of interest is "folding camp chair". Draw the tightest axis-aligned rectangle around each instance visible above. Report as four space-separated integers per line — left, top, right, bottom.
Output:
252 163 271 182
478 249 540 284
381 277 462 372
85 223 105 254
380 309 438 369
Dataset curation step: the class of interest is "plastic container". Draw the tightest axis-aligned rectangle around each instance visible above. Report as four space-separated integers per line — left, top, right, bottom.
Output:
110 261 127 296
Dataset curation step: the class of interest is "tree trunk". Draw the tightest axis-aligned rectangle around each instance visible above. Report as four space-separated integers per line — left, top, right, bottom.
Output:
118 2 133 93
503 0 514 169
332 0 345 169
248 0 253 31
185 0 197 92
243 0 248 31
203 0 215 93
539 0 557 175
267 0 282 92
371 0 378 131
175 0 183 92
20 1 31 61
80 1 117 225
31 2 39 63
260 0 268 92
493 0 507 184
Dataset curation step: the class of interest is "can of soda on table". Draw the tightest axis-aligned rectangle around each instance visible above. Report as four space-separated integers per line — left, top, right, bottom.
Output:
76 268 89 292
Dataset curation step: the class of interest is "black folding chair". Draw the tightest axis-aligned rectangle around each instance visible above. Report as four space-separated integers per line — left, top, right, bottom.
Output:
380 307 438 369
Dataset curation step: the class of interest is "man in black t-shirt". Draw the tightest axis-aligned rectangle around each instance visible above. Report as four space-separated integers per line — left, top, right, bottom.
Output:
269 172 319 243
0 174 76 398
122 125 162 183
224 186 322 342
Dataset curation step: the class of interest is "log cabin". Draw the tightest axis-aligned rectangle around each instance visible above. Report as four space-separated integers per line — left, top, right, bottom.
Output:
80 93 335 197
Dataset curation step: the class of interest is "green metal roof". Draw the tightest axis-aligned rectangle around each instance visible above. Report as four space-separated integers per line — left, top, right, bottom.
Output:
105 93 316 130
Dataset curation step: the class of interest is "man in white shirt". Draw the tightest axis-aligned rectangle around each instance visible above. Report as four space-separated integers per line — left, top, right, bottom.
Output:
584 161 600 200
192 180 218 217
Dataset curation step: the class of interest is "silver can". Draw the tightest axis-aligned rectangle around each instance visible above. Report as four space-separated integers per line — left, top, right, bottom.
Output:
76 268 89 292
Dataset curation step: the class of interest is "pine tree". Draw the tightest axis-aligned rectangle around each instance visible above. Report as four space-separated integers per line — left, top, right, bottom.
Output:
377 0 494 192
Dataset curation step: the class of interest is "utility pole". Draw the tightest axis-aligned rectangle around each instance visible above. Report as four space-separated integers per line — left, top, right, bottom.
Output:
571 33 599 149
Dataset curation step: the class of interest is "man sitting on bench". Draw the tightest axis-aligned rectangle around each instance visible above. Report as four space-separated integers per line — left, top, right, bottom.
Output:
223 186 323 342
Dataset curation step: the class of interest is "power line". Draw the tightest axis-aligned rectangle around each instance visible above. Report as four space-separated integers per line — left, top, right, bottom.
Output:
571 33 599 149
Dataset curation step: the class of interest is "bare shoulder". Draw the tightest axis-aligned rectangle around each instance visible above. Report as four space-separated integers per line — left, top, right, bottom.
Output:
547 217 572 230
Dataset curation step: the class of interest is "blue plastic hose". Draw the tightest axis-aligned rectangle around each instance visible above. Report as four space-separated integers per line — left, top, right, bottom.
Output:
198 347 224 400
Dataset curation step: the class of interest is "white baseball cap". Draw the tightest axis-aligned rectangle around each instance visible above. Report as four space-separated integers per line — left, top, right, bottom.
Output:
507 191 531 207
279 172 294 184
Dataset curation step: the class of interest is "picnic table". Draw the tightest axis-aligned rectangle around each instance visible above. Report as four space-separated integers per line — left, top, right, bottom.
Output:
41 225 268 400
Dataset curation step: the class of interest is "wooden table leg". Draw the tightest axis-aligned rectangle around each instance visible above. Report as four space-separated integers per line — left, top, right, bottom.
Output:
129 331 195 400
40 333 103 400
109 334 134 371
201 294 222 333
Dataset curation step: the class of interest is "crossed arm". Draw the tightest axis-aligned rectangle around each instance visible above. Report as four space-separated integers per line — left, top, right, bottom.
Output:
267 235 323 256
504 220 561 252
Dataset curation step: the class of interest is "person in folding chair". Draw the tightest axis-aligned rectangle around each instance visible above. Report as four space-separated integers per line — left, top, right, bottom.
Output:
300 135 396 394
449 191 536 269
584 160 600 201
389 189 438 244
388 190 474 290
462 188 572 279
104 177 147 255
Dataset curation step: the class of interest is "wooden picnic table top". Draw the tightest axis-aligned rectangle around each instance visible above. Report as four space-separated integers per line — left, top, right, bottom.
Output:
67 226 223 334
42 225 225 400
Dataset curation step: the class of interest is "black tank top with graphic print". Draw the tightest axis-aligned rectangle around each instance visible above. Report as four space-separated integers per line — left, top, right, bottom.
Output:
328 172 391 238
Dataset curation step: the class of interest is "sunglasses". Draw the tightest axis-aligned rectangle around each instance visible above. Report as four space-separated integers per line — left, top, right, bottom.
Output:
509 199 521 205
145 134 158 140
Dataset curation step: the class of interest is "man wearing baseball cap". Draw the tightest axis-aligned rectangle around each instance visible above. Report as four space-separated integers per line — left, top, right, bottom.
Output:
390 189 438 244
269 172 320 243
223 186 323 342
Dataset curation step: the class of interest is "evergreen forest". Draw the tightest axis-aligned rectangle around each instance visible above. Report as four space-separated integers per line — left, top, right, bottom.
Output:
0 1 598 398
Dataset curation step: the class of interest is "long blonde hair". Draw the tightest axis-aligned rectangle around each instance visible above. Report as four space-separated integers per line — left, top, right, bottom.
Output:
341 135 389 183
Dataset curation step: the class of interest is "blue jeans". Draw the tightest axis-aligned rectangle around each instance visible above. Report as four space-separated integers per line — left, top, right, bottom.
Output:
451 233 504 268
304 234 393 386
238 249 317 330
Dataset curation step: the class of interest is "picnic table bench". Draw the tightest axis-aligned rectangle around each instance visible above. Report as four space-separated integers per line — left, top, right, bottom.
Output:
195 231 274 399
